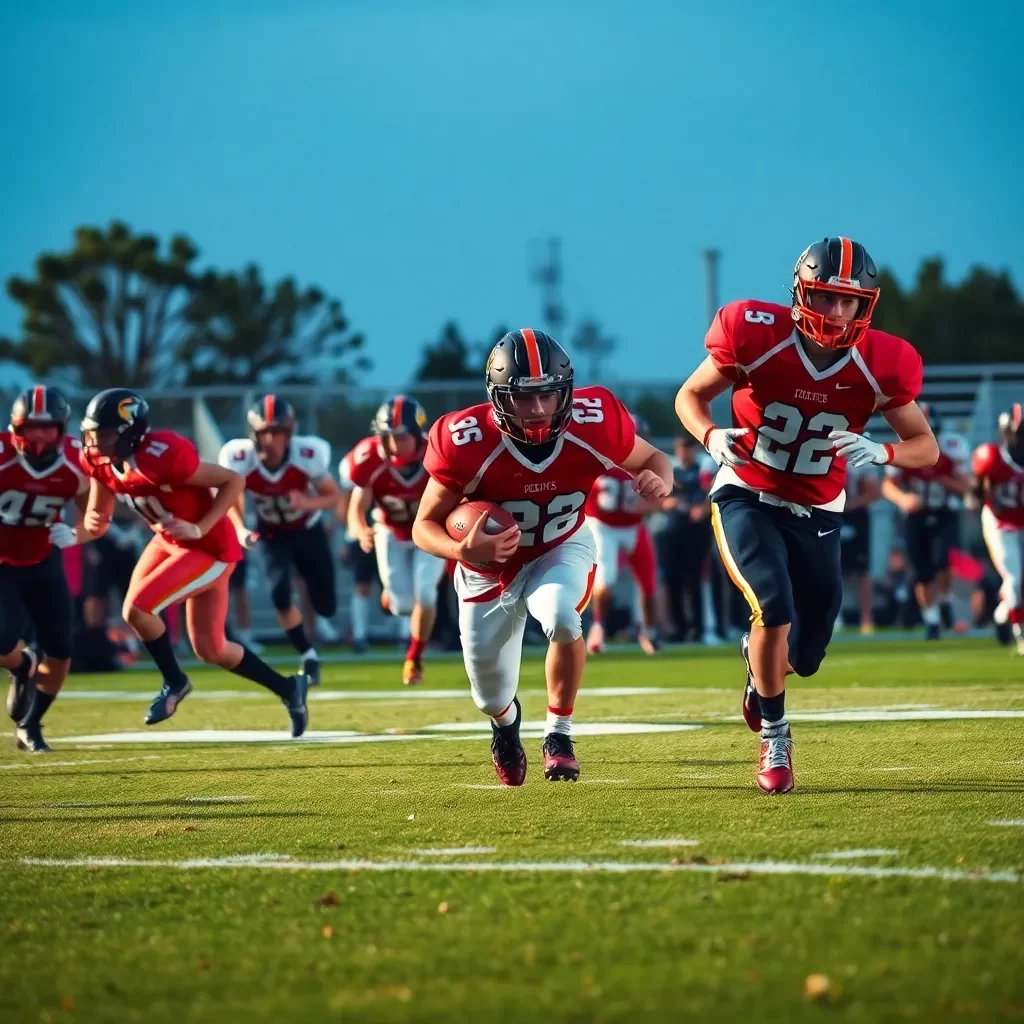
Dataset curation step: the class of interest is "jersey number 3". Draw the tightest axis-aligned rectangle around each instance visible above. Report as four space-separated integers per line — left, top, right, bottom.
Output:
753 402 849 476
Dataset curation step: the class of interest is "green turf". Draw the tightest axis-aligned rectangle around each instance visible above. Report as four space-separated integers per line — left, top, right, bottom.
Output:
1 639 1022 1022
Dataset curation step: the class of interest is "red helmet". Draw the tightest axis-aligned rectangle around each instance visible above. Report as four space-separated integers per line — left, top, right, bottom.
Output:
792 237 880 349
10 386 70 469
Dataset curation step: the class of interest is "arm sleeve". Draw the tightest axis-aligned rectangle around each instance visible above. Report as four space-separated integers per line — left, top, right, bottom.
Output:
423 419 465 492
879 343 924 410
217 442 234 469
346 441 378 488
305 438 331 480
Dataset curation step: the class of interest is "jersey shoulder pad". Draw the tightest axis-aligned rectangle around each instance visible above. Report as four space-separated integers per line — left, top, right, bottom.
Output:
136 430 199 484
569 386 636 465
425 403 497 491
705 299 792 380
860 330 923 409
972 442 1000 477
219 437 256 472
290 435 331 477
345 436 384 487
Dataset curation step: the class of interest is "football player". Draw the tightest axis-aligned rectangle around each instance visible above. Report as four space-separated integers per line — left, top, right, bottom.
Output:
219 395 339 685
838 462 881 634
881 402 970 639
1 387 89 751
675 237 938 794
584 413 661 655
344 396 444 685
413 329 672 784
971 403 1024 654
79 388 310 734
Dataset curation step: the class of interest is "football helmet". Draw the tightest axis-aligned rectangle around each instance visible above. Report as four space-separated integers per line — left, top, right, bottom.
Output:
9 385 70 469
792 236 880 349
246 394 296 445
998 402 1024 462
371 395 428 467
80 388 151 467
485 328 574 445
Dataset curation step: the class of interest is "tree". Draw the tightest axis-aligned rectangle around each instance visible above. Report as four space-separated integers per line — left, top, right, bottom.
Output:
414 322 508 381
571 319 616 380
873 259 1024 364
0 222 369 388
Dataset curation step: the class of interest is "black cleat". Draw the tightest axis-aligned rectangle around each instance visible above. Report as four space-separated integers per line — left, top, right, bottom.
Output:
925 623 941 642
996 620 1013 647
144 677 193 725
16 721 51 753
6 648 38 723
284 674 310 738
542 732 580 781
740 632 761 732
939 601 955 631
301 656 321 687
351 638 369 655
490 699 527 786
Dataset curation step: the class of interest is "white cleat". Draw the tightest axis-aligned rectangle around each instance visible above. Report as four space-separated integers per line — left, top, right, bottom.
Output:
586 621 606 655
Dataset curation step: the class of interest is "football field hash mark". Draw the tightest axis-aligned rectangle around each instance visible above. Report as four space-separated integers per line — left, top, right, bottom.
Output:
988 819 1024 827
618 839 700 848
414 847 497 856
812 849 902 860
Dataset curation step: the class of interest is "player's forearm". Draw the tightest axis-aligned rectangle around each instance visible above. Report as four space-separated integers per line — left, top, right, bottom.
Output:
411 518 462 561
674 385 715 444
302 491 342 511
199 474 246 536
936 474 970 495
888 432 939 470
633 450 673 492
880 479 907 504
346 493 371 538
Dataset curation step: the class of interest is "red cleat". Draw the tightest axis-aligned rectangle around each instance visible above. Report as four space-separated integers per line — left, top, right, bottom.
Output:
756 727 794 794
542 733 579 781
490 700 527 786
740 632 761 732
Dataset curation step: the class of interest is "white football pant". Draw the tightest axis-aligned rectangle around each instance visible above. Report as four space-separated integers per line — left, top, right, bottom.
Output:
453 525 597 717
374 527 445 615
589 520 638 590
981 505 1023 609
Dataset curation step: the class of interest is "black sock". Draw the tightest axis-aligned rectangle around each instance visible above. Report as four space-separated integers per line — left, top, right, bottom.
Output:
21 686 57 729
143 632 188 687
232 647 292 699
758 690 786 726
18 650 34 677
285 624 311 654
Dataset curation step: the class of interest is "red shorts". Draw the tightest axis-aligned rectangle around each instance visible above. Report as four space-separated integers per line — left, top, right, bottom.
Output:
618 523 657 598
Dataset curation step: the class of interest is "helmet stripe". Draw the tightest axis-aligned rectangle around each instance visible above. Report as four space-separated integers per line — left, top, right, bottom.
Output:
521 328 543 378
264 394 276 423
392 394 405 429
32 386 45 417
838 237 854 280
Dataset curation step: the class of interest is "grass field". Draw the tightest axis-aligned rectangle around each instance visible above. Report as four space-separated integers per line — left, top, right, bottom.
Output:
1 638 1022 1022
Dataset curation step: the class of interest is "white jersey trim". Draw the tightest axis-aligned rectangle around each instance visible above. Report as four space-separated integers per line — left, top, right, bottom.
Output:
738 333 796 375
564 432 616 471
464 441 506 495
793 337 852 382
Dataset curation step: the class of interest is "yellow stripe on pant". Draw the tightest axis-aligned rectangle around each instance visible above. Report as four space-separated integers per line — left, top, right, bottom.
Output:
710 500 764 626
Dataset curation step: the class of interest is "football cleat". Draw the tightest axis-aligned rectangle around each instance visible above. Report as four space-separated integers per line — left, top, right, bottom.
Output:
757 727 794 794
638 627 662 656
586 621 605 655
542 732 579 782
6 647 38 722
284 674 310 738
739 633 760 732
301 655 321 688
939 601 955 631
925 623 941 642
490 700 527 786
402 658 423 686
144 677 193 725
16 721 51 753
351 638 369 655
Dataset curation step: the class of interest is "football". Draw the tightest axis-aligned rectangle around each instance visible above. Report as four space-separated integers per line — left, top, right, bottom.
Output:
445 500 517 544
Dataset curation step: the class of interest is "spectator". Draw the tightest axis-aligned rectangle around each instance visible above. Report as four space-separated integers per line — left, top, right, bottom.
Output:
874 547 920 629
839 464 881 633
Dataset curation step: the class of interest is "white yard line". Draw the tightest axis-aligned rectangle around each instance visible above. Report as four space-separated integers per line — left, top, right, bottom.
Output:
414 847 496 856
988 820 1024 827
618 839 700 848
733 710 1024 722
455 784 507 790
813 849 901 860
17 855 1019 883
183 796 256 804
0 755 162 770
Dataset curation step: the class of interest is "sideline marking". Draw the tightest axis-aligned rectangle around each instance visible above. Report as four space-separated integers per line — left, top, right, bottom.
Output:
0 755 162 771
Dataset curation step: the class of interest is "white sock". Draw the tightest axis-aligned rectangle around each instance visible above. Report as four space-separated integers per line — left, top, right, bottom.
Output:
545 704 573 736
1013 622 1023 641
350 593 369 640
491 699 518 729
921 604 940 626
761 716 789 739
399 617 412 641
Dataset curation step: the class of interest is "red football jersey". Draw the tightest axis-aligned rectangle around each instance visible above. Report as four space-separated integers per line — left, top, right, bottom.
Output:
219 435 331 535
706 300 923 505
972 443 1024 528
343 436 428 542
84 430 242 562
585 466 647 527
0 435 86 566
887 454 959 511
424 386 636 582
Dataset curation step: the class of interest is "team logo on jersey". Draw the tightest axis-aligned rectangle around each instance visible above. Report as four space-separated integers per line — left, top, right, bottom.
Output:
118 397 141 423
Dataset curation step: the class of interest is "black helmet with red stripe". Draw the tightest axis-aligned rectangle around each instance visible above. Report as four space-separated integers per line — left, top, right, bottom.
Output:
792 237 880 349
485 328 574 445
999 403 1024 462
246 394 296 445
10 385 71 469
80 388 151 467
371 395 428 467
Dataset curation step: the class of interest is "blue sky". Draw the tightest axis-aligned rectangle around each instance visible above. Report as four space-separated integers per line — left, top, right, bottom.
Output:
1 0 1021 387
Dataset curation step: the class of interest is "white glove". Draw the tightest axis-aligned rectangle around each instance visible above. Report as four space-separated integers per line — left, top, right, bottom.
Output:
48 522 77 549
829 430 893 469
704 427 750 467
